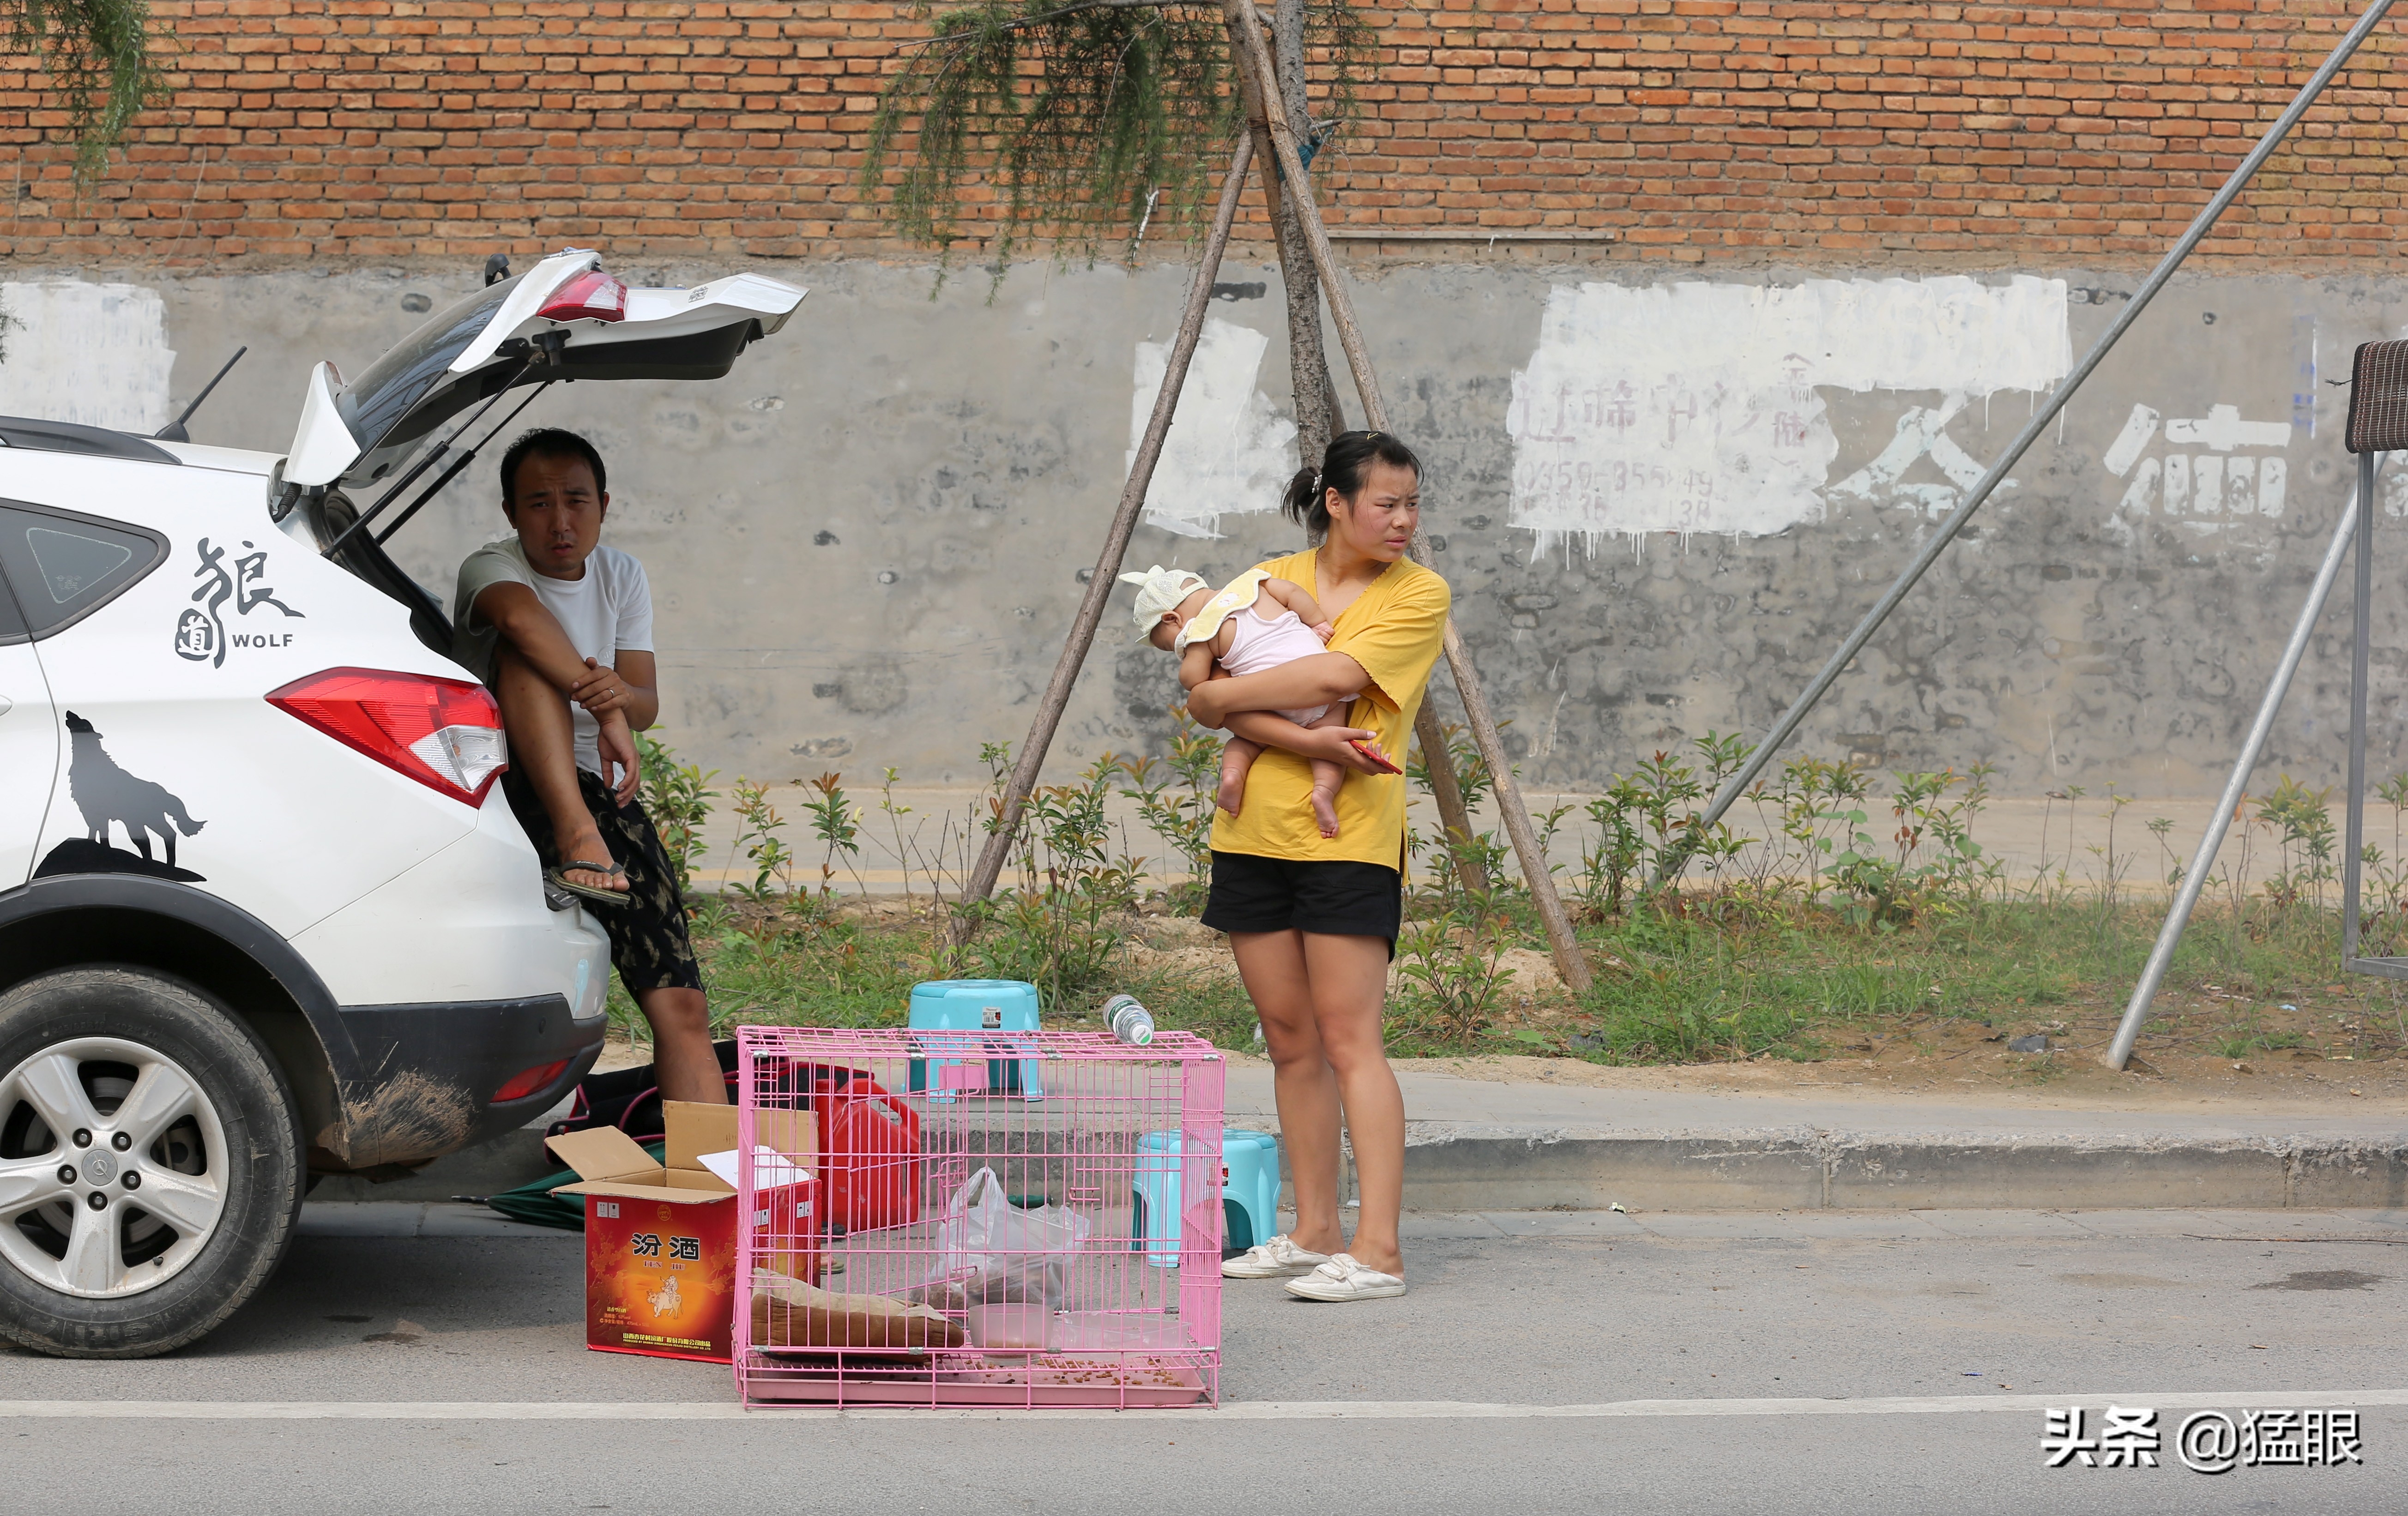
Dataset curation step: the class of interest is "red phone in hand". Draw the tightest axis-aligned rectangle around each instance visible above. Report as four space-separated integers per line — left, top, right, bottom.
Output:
1350 738 1403 775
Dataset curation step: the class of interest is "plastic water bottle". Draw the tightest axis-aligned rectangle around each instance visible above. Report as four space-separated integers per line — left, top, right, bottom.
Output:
1104 993 1155 1046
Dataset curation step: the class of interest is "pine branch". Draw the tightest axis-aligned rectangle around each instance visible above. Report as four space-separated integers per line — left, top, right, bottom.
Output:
863 0 1369 271
5 0 168 181
895 0 1280 51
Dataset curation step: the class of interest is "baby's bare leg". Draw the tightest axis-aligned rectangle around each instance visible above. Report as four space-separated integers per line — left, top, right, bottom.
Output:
1217 735 1265 816
1300 707 1351 839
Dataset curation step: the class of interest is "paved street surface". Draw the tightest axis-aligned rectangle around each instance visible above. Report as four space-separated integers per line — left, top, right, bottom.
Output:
7 1206 2406 1514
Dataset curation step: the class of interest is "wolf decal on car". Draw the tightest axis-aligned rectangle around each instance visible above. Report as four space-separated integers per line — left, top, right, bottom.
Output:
59 711 207 870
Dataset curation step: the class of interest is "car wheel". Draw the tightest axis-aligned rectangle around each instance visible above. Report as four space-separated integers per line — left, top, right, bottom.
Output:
0 967 301 1358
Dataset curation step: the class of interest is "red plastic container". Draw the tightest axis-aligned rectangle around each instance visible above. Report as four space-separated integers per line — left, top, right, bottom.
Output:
780 1064 921 1235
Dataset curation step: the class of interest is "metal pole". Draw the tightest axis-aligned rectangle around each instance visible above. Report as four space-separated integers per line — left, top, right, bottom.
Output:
2342 451 2378 963
2102 481 2368 1070
1673 0 2399 877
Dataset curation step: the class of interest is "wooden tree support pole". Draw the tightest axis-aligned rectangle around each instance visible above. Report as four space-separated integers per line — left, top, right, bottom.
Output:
1220 0 1593 995
952 132 1256 944
1225 23 1491 899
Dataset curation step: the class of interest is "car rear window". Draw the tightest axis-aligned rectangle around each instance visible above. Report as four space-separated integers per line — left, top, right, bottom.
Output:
0 503 167 642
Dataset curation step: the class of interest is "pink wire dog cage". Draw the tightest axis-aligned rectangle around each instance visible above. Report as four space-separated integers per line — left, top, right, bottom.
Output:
732 1025 1226 1408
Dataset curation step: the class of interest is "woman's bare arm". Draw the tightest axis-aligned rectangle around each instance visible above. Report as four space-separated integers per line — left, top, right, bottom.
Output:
1187 651 1366 728
1222 710 1396 774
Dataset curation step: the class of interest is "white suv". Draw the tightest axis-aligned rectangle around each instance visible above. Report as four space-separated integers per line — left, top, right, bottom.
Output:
0 251 803 1357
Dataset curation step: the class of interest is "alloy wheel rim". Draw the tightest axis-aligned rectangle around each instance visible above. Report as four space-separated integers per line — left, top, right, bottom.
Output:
0 1036 229 1299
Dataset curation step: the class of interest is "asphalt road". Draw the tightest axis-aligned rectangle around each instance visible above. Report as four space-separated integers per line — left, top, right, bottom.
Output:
7 1206 2407 1515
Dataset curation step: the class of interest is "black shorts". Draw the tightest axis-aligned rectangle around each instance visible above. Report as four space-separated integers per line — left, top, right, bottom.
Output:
501 764 704 995
1201 850 1402 956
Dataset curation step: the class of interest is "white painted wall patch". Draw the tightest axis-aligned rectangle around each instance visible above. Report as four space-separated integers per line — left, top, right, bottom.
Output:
2102 403 2160 478
1129 317 1298 540
0 282 176 433
1503 276 2071 548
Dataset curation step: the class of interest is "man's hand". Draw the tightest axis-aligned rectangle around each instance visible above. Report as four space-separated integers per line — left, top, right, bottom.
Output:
597 713 643 804
571 657 634 718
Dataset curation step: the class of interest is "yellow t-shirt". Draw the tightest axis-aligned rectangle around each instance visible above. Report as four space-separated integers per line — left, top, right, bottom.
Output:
1208 549 1451 871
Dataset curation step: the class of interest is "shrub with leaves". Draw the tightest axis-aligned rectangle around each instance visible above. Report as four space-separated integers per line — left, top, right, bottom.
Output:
635 732 718 903
7 0 167 179
861 0 1369 269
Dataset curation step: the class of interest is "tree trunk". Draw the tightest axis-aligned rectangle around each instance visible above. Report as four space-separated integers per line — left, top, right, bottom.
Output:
1227 8 1492 898
951 134 1256 944
1219 0 1592 995
1269 0 1341 462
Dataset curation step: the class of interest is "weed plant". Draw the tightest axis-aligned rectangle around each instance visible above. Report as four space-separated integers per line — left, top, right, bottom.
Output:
603 730 2408 1069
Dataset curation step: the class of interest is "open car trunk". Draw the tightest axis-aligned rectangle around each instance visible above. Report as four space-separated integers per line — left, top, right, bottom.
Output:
274 250 805 659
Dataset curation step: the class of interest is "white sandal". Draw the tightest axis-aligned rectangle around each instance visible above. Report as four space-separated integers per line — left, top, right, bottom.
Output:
1220 1234 1331 1279
1284 1252 1406 1302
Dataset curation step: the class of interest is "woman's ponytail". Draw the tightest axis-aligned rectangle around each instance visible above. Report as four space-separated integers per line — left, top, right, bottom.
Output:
1281 430 1423 538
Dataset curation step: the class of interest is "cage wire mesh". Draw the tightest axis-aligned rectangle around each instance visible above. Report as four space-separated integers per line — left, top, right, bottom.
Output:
732 1026 1226 1408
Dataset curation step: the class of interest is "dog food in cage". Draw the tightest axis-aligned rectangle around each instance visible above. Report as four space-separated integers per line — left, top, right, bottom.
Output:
733 1025 1226 1408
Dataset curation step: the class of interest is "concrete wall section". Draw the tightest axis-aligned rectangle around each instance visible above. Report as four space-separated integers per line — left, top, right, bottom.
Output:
7 257 2405 800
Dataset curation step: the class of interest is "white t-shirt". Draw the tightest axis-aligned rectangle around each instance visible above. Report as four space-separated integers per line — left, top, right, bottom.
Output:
453 538 655 778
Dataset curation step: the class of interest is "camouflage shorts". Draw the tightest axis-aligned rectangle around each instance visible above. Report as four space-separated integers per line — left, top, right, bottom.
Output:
501 765 703 994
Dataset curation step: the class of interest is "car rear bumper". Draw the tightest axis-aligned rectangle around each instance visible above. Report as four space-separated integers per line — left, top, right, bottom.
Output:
330 993 604 1168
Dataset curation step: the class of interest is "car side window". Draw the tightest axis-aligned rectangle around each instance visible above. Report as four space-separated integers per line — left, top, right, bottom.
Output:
0 502 167 643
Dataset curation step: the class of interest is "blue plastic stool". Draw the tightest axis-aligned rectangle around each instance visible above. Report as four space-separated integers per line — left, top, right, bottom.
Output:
1132 1129 1281 1267
906 979 1043 1101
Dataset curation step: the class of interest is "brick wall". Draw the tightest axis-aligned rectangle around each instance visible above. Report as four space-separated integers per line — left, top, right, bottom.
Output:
1 1 2402 265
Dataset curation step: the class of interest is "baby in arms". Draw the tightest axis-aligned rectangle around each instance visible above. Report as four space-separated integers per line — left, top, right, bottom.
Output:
1122 565 1378 839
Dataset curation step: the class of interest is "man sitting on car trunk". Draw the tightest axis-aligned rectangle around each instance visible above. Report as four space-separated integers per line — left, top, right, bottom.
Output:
452 428 723 1105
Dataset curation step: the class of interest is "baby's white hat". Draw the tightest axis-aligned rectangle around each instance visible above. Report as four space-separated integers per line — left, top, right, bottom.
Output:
1117 565 1208 640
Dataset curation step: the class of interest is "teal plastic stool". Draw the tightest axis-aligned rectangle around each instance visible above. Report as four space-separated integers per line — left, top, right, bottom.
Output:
906 979 1042 1101
1132 1129 1281 1267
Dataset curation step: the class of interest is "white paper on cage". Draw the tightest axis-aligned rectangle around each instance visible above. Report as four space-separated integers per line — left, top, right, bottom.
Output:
696 1146 813 1191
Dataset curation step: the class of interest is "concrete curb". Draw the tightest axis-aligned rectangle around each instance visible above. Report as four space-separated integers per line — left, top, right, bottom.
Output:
315 1119 2408 1213
1400 1125 2408 1212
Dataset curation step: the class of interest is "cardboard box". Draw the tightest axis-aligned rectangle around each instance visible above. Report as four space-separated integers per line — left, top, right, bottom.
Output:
546 1102 817 1363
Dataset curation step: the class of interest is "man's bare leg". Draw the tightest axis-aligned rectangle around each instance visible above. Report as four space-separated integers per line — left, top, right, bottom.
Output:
496 644 627 896
638 986 723 1104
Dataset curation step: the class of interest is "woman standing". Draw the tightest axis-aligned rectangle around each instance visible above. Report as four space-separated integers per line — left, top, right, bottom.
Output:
1186 430 1449 1303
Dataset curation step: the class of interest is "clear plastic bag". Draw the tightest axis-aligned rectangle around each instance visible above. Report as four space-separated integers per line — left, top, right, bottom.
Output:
926 1165 1091 1310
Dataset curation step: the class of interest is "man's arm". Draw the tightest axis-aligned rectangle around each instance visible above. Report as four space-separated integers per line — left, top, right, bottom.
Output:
472 583 652 799
472 584 660 728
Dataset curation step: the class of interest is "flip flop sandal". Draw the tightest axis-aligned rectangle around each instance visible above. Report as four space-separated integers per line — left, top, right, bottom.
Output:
546 860 630 906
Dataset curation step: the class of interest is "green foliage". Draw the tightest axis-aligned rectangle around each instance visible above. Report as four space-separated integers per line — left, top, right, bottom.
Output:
861 0 1370 271
723 778 796 913
800 770 865 898
1390 914 1515 1049
1117 704 1221 910
636 732 718 902
6 0 167 180
961 750 1140 1008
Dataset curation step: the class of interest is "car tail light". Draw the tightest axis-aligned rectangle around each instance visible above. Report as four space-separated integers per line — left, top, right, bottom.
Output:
492 1059 571 1103
537 270 627 323
268 668 508 806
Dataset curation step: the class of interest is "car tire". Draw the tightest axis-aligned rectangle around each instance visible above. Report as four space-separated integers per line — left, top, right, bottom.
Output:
0 966 301 1358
